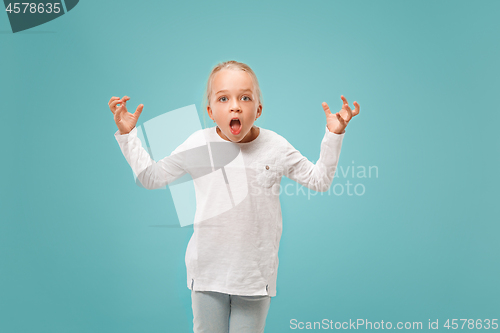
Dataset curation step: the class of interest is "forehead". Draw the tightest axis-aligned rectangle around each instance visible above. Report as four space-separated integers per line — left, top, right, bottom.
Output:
212 69 254 93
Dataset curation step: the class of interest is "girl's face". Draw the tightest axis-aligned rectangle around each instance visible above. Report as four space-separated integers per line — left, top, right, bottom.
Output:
207 69 262 143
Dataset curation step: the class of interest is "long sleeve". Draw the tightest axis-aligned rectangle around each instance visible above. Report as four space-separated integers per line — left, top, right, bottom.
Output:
282 125 345 192
114 126 188 190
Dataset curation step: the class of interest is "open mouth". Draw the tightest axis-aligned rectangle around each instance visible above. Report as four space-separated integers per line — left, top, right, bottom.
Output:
230 118 242 135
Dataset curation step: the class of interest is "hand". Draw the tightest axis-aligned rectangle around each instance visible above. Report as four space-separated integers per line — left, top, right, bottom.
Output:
108 96 144 135
322 95 360 134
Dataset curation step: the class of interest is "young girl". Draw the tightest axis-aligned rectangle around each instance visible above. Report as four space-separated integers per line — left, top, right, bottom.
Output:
109 60 360 333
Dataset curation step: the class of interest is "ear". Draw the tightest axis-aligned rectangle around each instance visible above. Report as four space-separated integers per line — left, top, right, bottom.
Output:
256 104 263 119
207 105 213 120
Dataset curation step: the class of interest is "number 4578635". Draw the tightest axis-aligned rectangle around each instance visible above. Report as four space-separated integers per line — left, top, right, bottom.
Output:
444 319 498 330
5 3 61 14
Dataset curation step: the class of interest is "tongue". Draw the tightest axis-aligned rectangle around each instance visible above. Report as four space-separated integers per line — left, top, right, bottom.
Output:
231 120 241 131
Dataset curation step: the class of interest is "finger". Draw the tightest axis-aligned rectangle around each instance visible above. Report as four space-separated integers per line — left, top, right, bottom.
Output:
342 102 353 114
121 96 130 105
352 101 360 116
109 99 123 113
133 104 144 119
341 104 353 122
117 96 129 108
110 99 122 108
115 102 126 117
322 102 333 117
108 96 120 106
118 98 129 113
336 112 346 126
341 95 349 106
114 107 122 122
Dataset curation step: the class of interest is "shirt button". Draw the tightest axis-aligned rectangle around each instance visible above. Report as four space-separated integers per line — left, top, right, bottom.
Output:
265 165 269 170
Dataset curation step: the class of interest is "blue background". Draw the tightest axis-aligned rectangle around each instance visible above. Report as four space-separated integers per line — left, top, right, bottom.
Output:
1 0 499 332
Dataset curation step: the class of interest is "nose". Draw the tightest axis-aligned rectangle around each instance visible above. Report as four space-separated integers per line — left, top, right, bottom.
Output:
230 99 241 112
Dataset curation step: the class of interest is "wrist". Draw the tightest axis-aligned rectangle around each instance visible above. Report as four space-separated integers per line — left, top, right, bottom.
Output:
327 124 345 135
119 126 135 135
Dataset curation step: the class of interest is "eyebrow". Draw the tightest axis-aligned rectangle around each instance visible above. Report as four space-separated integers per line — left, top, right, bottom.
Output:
215 89 253 95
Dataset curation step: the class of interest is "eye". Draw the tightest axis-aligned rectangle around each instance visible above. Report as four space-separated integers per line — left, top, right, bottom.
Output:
242 95 251 101
218 96 228 102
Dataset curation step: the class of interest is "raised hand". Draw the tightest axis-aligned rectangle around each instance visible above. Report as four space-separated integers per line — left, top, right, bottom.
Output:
322 95 360 134
108 96 144 135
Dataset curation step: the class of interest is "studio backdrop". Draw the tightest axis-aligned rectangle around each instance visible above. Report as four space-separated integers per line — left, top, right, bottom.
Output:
1 0 499 332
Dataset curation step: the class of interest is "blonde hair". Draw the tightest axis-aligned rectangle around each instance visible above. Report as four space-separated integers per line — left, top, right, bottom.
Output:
201 60 263 128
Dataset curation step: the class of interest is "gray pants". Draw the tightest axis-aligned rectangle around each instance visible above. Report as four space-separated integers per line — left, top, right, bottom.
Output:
191 290 271 333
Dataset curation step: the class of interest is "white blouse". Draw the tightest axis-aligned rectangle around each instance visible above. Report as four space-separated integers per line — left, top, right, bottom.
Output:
115 124 345 297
